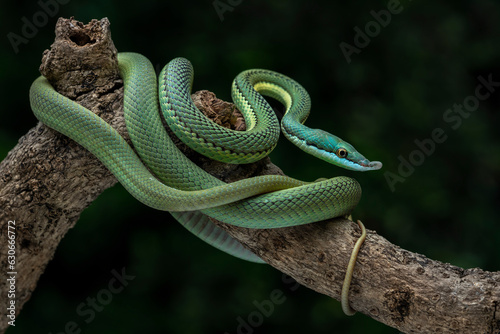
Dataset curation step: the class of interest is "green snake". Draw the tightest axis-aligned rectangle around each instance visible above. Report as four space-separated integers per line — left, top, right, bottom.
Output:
29 52 382 315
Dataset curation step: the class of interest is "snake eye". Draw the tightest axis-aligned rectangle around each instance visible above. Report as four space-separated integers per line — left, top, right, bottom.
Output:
336 148 348 159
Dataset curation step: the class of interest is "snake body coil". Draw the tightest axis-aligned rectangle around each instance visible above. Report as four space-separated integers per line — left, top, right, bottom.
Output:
29 52 381 261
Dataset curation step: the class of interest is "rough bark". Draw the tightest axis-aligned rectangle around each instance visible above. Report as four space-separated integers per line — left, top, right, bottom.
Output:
0 17 499 334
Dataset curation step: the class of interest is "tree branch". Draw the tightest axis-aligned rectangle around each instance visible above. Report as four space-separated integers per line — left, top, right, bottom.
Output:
0 17 499 334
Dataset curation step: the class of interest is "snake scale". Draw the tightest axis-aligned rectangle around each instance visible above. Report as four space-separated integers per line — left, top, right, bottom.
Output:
30 52 382 315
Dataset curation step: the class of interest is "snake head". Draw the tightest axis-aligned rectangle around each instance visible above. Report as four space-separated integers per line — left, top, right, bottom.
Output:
308 129 383 172
334 141 383 171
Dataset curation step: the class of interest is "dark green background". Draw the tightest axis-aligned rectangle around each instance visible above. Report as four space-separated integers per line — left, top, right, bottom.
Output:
1 0 499 333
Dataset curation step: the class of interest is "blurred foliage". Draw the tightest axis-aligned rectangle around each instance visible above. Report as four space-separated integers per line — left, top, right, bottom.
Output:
1 0 499 333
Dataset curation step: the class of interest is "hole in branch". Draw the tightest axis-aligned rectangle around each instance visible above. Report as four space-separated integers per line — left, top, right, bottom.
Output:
69 31 95 46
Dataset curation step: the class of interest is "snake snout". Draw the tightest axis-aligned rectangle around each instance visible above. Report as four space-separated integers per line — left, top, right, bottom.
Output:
357 159 383 170
367 160 383 170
